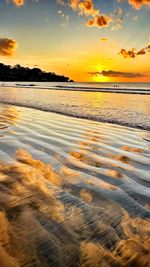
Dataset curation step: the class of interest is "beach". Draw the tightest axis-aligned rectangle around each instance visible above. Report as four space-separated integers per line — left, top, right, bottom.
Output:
0 85 150 267
1 0 150 264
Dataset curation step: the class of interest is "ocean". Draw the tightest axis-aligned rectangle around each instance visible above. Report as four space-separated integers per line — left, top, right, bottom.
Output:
1 81 150 93
0 82 150 130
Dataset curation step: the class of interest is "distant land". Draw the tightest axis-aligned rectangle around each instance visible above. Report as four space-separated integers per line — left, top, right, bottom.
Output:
0 63 73 82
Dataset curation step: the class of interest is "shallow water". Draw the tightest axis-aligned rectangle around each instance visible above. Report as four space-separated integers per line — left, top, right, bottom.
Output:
1 81 150 92
0 104 150 267
0 86 150 130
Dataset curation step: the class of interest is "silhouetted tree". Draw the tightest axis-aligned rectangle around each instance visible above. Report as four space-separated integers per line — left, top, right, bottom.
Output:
0 63 73 82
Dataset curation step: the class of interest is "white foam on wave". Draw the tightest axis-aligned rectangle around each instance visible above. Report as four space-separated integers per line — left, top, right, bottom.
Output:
0 86 150 130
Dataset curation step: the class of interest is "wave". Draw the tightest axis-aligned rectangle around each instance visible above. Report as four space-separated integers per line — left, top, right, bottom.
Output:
0 82 150 95
0 104 150 267
0 84 150 130
0 99 150 131
55 85 150 95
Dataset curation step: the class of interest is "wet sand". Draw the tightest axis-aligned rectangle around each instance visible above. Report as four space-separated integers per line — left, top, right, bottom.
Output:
0 104 150 267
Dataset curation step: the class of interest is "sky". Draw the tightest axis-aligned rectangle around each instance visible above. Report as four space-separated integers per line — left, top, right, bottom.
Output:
0 0 150 82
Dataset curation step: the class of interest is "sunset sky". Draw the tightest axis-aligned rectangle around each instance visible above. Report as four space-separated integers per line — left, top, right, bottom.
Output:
0 0 150 82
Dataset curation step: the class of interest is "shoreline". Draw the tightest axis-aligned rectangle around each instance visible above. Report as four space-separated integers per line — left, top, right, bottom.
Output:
0 100 150 131
0 85 150 95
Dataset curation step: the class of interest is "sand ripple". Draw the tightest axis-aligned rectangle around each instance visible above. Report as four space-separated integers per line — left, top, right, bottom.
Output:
0 104 150 267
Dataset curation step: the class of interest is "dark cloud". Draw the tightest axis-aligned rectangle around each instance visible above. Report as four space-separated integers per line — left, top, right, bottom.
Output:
136 48 146 55
147 44 150 51
119 48 136 58
119 44 150 58
0 37 17 56
89 70 145 78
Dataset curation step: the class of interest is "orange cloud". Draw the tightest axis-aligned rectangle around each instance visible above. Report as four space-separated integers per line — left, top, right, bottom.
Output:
69 0 78 9
0 38 17 56
117 0 150 9
87 14 111 28
69 0 99 16
7 0 39 7
79 0 98 16
12 0 25 6
58 0 112 28
128 0 150 9
119 44 150 58
70 0 95 15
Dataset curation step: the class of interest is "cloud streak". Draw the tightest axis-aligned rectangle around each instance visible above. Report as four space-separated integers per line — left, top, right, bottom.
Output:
58 10 69 28
100 38 109 42
0 37 17 56
119 44 150 58
89 70 145 78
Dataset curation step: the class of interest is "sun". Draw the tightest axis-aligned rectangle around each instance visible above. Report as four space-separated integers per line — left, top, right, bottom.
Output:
91 64 109 82
93 73 109 82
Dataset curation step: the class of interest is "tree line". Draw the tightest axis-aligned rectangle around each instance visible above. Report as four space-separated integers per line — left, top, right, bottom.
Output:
0 63 73 82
